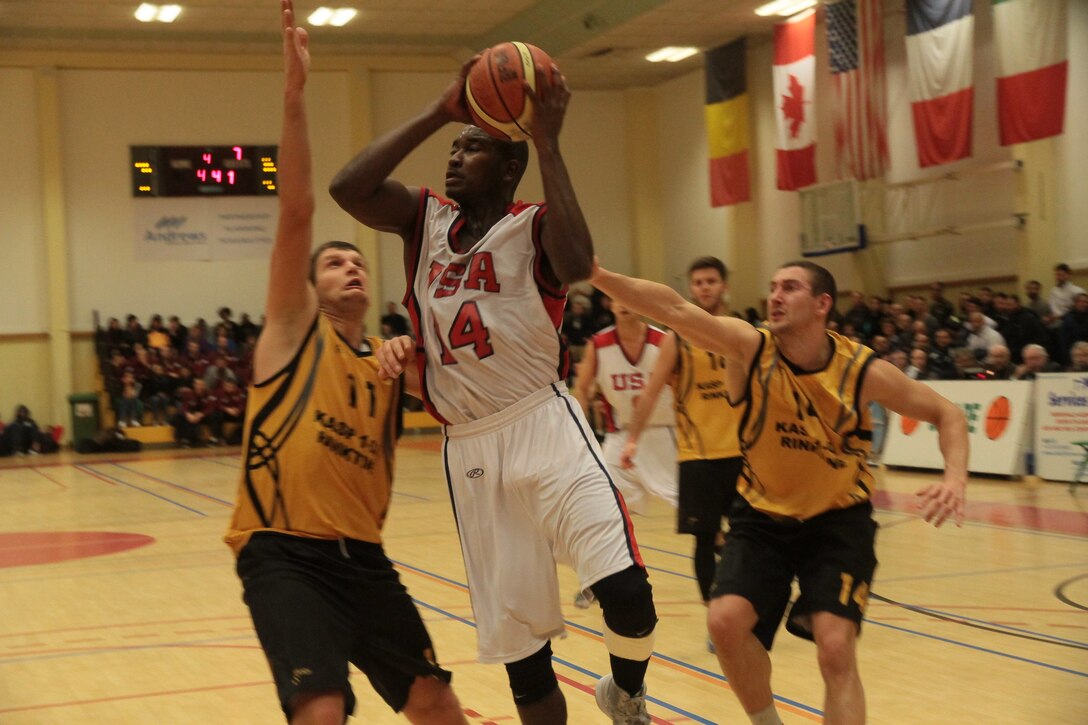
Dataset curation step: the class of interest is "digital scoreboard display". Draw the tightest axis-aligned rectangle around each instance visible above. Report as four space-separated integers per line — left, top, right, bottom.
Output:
131 145 278 197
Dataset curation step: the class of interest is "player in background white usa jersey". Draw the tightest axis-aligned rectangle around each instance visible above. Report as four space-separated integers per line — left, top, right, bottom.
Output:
574 300 678 516
330 56 657 725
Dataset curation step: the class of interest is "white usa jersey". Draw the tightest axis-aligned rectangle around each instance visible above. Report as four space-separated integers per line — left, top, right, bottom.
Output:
593 325 675 431
405 189 568 424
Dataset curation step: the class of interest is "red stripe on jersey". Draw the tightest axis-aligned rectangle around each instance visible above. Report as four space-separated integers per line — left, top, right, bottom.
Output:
402 189 433 307
646 326 666 345
403 292 452 426
598 393 618 434
528 206 567 300
592 327 619 349
609 480 645 568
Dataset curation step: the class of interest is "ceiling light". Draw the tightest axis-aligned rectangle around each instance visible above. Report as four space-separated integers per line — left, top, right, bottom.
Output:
755 0 817 16
308 7 334 25
645 46 698 63
134 3 158 22
134 3 183 23
157 5 182 22
329 8 358 26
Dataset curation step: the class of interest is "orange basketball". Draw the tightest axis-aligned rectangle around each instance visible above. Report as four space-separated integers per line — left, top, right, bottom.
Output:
900 417 919 436
985 396 1010 440
465 41 556 142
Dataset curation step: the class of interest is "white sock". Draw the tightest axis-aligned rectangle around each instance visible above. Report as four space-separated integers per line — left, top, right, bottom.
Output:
748 703 783 725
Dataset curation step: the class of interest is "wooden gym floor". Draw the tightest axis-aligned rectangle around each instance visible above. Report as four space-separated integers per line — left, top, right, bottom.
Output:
0 435 1085 724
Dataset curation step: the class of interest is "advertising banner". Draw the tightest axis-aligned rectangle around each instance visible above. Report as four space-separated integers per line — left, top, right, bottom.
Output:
883 380 1032 475
1033 372 1088 482
134 198 275 261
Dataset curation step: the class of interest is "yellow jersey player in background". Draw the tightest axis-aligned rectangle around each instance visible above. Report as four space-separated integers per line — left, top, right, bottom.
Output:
592 258 967 725
224 3 466 723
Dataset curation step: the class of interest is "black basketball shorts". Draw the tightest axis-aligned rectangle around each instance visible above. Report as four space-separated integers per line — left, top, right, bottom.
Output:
677 457 743 534
236 532 452 720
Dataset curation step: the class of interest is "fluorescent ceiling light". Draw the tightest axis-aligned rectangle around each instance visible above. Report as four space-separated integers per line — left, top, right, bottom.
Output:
134 3 158 22
755 0 817 16
329 8 358 26
157 5 182 22
308 7 335 25
645 46 698 63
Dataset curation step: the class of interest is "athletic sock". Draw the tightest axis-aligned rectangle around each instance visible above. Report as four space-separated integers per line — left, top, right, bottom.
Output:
609 654 648 697
748 703 783 725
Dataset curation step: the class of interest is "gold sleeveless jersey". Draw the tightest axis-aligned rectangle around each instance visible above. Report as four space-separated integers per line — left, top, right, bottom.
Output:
738 329 875 520
674 337 743 461
225 316 400 554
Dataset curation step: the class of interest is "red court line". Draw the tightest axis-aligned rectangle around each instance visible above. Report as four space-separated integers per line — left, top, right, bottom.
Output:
0 614 251 639
872 490 1088 535
31 467 68 489
0 680 271 714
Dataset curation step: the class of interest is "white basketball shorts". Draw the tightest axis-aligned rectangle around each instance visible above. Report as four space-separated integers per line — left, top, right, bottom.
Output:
601 426 679 515
442 382 644 664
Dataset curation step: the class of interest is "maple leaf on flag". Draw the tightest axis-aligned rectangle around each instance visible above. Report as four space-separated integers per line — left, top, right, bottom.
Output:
781 74 806 138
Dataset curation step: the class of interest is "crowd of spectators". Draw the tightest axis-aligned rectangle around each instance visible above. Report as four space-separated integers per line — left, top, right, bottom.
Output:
832 264 1087 382
96 307 259 447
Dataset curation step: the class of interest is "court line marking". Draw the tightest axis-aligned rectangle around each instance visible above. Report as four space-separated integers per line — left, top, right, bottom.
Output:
73 465 206 515
109 462 234 506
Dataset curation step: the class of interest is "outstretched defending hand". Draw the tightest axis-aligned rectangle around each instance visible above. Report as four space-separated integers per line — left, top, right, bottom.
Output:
282 0 310 90
376 335 413 381
915 478 966 527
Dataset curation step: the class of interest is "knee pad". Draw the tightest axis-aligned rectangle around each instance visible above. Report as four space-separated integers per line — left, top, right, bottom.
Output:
591 566 657 660
504 643 558 706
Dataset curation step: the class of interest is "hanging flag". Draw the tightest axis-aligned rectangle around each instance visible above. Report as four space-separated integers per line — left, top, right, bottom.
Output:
704 38 750 207
773 9 817 191
994 0 1068 145
827 0 888 180
906 0 974 167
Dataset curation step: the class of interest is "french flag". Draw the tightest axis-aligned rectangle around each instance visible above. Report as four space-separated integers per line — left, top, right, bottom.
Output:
994 0 1068 145
773 9 817 190
906 0 974 167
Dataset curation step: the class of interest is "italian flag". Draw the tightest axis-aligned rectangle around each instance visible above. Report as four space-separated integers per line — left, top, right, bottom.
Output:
994 0 1068 145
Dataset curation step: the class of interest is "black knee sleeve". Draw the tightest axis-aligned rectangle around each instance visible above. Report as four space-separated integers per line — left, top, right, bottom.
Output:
504 642 558 706
591 566 657 637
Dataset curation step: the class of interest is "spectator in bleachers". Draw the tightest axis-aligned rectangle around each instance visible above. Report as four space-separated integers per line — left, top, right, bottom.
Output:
236 312 261 344
1059 292 1088 365
1023 279 1051 321
908 294 939 334
983 344 1017 380
116 370 143 428
216 307 239 342
912 332 931 352
951 347 987 380
894 312 916 351
842 291 870 334
173 364 195 398
146 314 170 351
995 292 1049 364
929 328 959 379
888 349 908 372
590 290 615 332
379 301 411 339
977 287 997 318
172 378 214 447
207 377 246 445
965 312 1006 360
929 282 955 327
906 348 935 380
1048 263 1085 323
1068 341 1088 372
212 329 238 359
877 316 898 348
0 405 46 455
166 315 188 352
190 318 213 352
870 335 892 359
182 339 209 379
104 317 126 351
203 355 238 391
562 294 594 363
1014 344 1061 380
143 362 175 425
123 314 147 350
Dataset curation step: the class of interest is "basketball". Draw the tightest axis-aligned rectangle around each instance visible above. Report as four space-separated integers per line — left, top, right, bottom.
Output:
985 396 1010 440
465 41 556 142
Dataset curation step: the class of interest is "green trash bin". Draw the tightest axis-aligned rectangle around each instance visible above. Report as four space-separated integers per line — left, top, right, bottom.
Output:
68 393 101 443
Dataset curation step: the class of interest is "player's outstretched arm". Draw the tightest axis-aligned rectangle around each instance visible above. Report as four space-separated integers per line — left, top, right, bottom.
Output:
863 358 969 527
527 71 594 284
621 331 677 469
256 0 319 383
591 262 760 367
329 58 477 239
571 340 599 419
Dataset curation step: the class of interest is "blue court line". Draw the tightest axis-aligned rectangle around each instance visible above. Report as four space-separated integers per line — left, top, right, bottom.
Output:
75 465 206 516
879 560 1088 584
0 634 254 665
872 599 1088 648
412 598 723 724
865 620 1088 678
110 463 234 507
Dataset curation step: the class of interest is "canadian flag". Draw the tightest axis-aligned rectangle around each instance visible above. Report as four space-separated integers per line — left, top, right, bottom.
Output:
773 9 817 191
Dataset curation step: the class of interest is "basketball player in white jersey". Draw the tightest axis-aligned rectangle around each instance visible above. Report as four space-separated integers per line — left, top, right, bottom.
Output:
330 59 657 725
574 298 678 516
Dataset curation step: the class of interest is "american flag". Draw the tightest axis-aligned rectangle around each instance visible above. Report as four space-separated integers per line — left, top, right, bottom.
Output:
827 0 888 180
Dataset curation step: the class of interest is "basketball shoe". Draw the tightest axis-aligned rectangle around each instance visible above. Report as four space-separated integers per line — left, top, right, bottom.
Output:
595 674 650 724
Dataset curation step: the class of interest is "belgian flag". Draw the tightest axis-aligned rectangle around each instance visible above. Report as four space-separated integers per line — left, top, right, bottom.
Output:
705 38 750 207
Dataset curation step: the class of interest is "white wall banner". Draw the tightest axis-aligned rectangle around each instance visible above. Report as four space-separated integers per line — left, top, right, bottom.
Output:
883 380 1032 476
1033 372 1088 482
134 198 275 261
